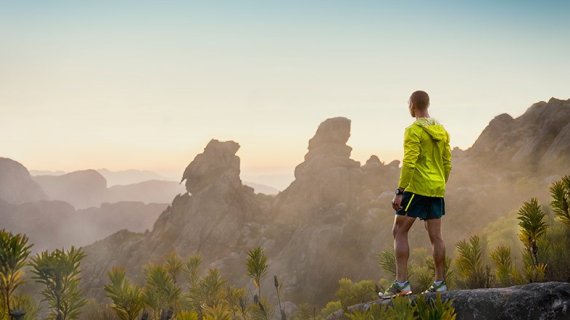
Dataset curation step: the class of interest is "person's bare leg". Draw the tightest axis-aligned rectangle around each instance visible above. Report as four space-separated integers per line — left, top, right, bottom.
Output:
393 215 416 282
425 218 445 281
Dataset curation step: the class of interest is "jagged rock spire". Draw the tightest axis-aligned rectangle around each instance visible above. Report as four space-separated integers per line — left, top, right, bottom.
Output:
180 139 241 194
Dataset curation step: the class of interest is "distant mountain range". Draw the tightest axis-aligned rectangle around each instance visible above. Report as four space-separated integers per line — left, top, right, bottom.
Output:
0 160 281 252
96 168 171 186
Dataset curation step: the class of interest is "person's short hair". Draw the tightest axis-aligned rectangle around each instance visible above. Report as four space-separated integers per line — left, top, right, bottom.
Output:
410 90 430 110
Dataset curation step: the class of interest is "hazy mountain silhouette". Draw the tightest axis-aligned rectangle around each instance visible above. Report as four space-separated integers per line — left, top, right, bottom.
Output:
0 157 47 204
465 97 570 172
96 168 170 186
34 170 108 209
0 199 166 252
242 181 280 195
32 168 276 208
105 180 186 204
0 160 169 251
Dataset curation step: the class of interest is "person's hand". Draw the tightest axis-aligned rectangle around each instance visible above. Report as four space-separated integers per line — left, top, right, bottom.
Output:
392 194 403 211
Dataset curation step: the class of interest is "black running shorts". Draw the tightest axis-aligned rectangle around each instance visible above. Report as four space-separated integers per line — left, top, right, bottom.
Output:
396 191 445 220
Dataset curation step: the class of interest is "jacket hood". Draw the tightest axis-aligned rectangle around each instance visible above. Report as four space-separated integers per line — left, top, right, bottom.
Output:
414 118 448 142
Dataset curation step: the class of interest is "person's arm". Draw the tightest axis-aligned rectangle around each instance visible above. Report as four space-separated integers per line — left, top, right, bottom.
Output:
397 127 421 190
443 131 452 182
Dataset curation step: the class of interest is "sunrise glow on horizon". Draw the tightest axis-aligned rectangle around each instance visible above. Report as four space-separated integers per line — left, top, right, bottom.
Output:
1 1 569 189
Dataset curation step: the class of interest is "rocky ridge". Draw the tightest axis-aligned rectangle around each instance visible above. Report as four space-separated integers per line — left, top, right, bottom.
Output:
81 117 400 304
465 98 570 172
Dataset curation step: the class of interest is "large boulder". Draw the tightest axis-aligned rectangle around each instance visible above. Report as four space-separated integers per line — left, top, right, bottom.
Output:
328 282 570 320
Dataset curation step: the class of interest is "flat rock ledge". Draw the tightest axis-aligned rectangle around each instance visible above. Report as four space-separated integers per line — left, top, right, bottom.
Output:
327 282 570 320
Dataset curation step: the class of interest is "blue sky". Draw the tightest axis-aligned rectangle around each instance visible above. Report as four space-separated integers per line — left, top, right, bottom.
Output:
1 1 569 188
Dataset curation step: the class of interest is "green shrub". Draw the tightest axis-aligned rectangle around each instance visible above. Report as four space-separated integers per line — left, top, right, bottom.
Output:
454 235 488 288
343 294 456 320
30 246 86 320
104 268 144 320
335 279 377 309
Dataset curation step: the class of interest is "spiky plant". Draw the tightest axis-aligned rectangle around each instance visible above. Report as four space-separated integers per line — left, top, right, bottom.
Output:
377 250 396 277
225 286 246 320
183 255 202 289
415 293 457 320
104 267 144 320
490 246 513 287
176 310 199 320
164 252 184 285
0 230 32 318
30 246 86 320
517 198 548 266
188 268 226 316
6 294 40 320
385 296 416 320
143 264 181 319
246 247 268 299
202 303 232 320
550 176 570 227
455 235 487 288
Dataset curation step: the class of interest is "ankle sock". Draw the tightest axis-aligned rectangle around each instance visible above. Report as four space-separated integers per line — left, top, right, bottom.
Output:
397 281 408 287
434 280 444 286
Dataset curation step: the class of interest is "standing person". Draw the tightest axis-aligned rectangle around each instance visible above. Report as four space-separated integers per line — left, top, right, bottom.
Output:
380 90 452 298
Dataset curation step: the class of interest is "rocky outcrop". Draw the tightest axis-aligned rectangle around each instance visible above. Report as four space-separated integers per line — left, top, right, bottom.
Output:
278 117 362 222
81 139 269 299
81 121 397 304
180 139 241 194
328 282 570 320
467 98 570 172
0 157 46 204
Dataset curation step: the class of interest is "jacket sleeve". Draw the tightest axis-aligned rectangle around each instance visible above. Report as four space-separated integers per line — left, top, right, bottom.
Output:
443 131 452 182
398 127 421 189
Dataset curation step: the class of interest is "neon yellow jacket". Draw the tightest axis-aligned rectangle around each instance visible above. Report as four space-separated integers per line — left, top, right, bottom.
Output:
398 118 452 197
